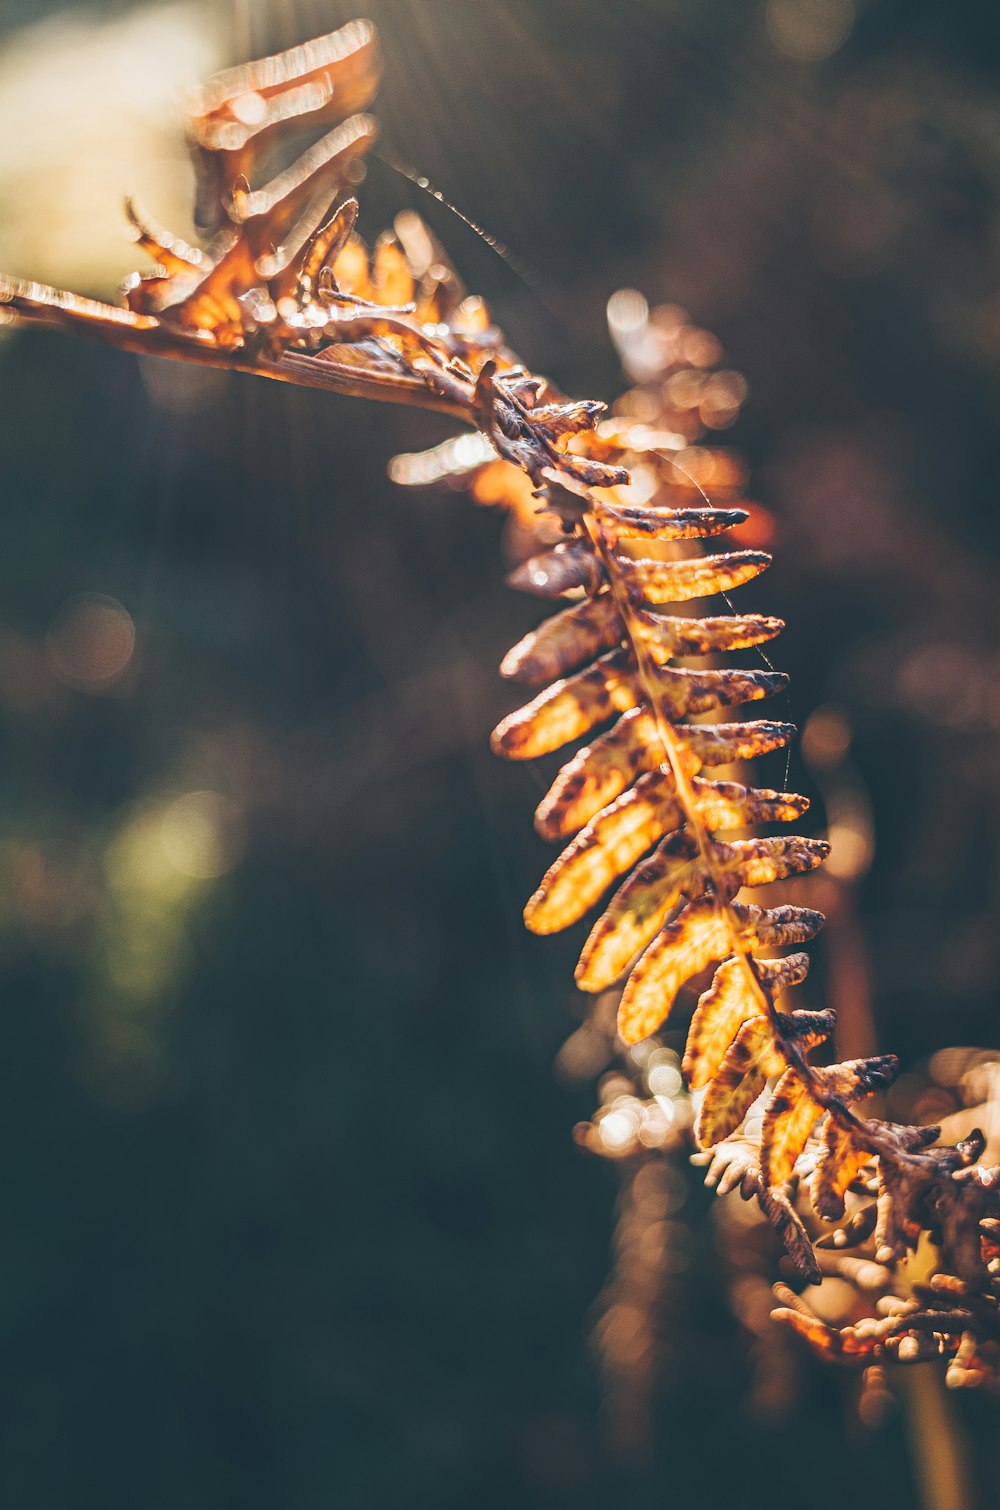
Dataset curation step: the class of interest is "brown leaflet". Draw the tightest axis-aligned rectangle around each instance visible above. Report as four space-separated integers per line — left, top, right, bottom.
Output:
732 902 826 949
760 1067 825 1187
188 20 382 229
575 837 825 995
617 897 733 1044
684 952 810 1089
575 831 703 991
172 114 380 337
506 540 605 599
690 778 810 831
533 708 670 841
759 1188 822 1284
695 1016 777 1146
813 1057 899 1101
726 835 830 888
813 1118 875 1221
651 664 789 719
633 609 784 659
613 549 771 605
532 720 800 845
595 502 749 541
523 772 685 935
491 649 640 759
500 593 624 685
682 719 796 767
617 898 823 1046
771 1306 877 1362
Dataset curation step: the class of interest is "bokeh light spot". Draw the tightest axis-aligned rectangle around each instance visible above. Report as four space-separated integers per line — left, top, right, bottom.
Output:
45 593 136 692
160 790 244 879
766 0 855 62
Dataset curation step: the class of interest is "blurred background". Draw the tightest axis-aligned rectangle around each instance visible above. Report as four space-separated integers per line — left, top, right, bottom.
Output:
1 1 999 1505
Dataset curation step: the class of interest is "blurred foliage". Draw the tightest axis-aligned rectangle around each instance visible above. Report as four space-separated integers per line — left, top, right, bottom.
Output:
1 1 1000 1506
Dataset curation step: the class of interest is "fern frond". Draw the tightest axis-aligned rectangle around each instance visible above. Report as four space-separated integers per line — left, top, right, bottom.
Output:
3 18 999 1387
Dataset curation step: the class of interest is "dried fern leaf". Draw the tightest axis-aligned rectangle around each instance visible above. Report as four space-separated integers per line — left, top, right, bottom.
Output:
761 1068 826 1186
733 902 826 949
614 549 770 605
689 778 809 831
491 649 639 759
575 832 703 990
575 837 823 993
652 664 788 718
725 835 830 888
618 898 823 1045
617 898 733 1044
684 953 810 1088
524 772 685 934
696 1016 775 1146
682 719 796 767
595 502 748 541
533 709 670 840
813 1117 875 1221
772 1306 875 1360
533 717 799 843
500 593 623 684
814 1057 899 1101
633 610 784 658
760 1189 822 1284
506 541 604 599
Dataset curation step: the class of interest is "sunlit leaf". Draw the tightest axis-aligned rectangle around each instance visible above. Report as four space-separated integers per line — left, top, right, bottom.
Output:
696 1015 776 1145
613 548 770 604
634 609 784 659
575 831 702 990
596 501 749 541
533 708 672 840
813 1117 874 1221
491 649 640 760
684 952 809 1088
760 1067 824 1186
617 897 732 1043
500 592 623 684
524 771 684 934
652 664 788 718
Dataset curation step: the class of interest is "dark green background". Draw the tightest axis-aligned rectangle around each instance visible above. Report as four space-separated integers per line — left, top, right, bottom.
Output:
1 2 999 1505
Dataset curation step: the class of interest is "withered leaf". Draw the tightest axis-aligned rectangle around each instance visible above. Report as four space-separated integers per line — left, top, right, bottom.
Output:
500 593 623 685
174 114 379 334
772 1306 875 1360
618 898 822 1045
506 540 605 599
491 649 640 760
813 1117 874 1221
523 770 684 935
690 778 810 830
682 719 796 768
575 831 702 990
760 1067 825 1186
533 708 671 841
652 664 788 718
596 502 748 541
696 1015 776 1146
726 835 830 888
759 1188 822 1284
575 835 825 995
617 897 733 1045
634 609 784 659
684 952 809 1089
733 902 826 948
190 21 381 156
813 1056 899 1101
613 549 771 605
